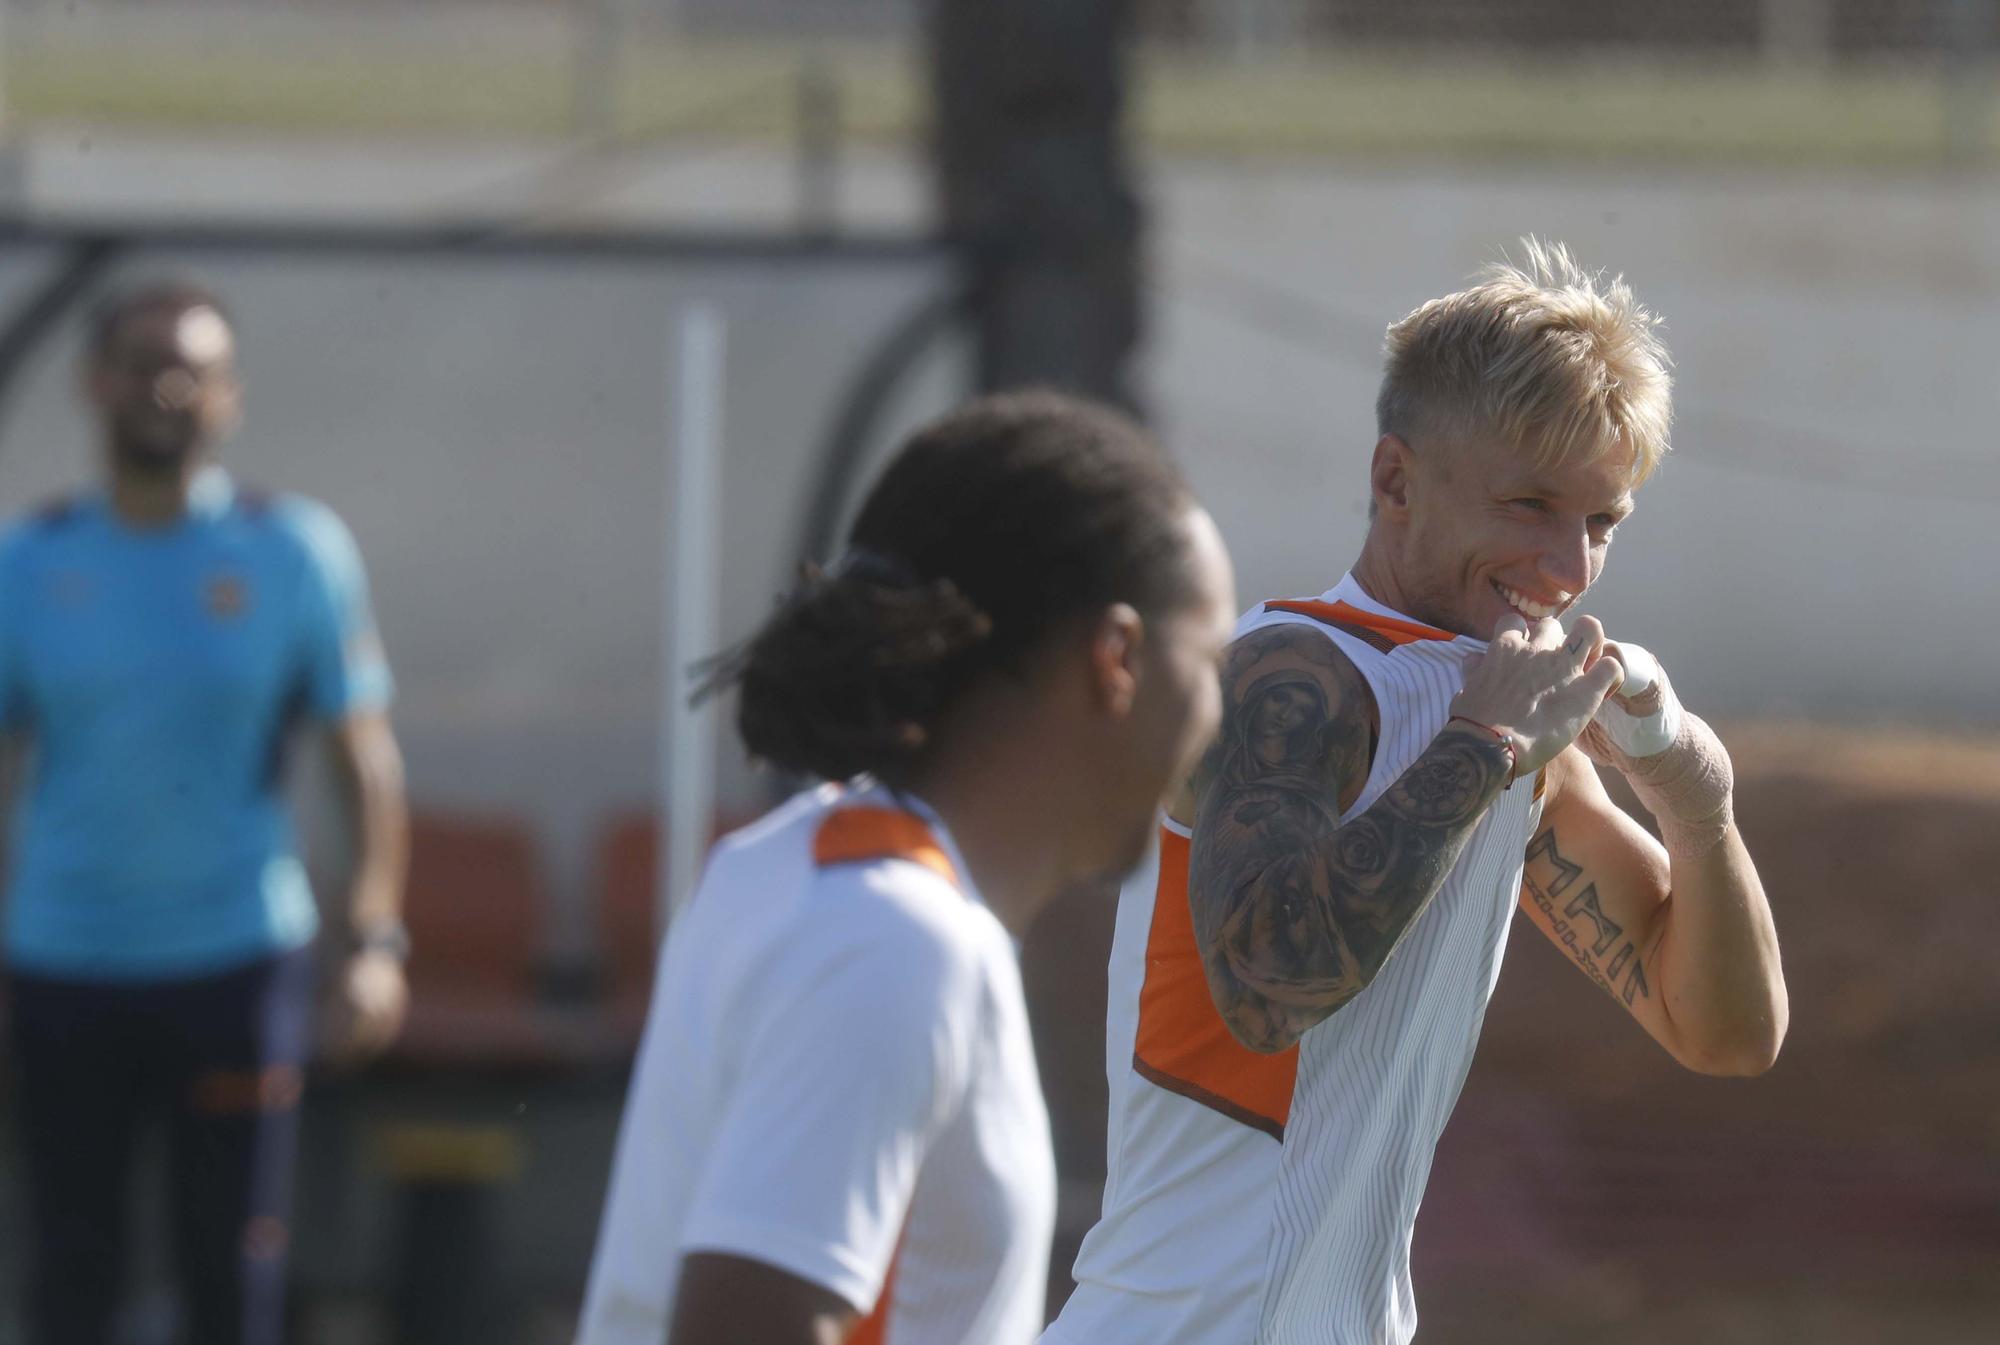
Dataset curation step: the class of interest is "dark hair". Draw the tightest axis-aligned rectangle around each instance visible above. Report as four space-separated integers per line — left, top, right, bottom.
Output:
713 390 1200 786
86 280 234 363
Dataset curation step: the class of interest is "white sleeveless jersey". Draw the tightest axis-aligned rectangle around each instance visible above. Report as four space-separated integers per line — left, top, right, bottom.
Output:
579 781 1056 1345
1046 575 1544 1345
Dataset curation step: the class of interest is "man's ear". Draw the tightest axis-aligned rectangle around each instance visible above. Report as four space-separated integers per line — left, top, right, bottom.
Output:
1370 433 1416 521
1088 603 1145 718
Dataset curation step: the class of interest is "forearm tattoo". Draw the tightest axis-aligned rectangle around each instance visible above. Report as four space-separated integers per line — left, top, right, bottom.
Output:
1187 627 1512 1051
1521 826 1658 1008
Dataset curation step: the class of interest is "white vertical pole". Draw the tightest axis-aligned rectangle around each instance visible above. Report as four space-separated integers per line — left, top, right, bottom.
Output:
661 303 725 935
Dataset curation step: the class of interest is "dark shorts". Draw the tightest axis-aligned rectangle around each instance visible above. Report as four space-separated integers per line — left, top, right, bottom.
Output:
5 946 315 1345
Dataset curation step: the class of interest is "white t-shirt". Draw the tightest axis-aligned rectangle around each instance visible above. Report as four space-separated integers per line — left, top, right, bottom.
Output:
578 781 1056 1345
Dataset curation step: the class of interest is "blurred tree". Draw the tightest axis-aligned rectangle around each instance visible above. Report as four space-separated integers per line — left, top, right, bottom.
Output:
930 0 1144 411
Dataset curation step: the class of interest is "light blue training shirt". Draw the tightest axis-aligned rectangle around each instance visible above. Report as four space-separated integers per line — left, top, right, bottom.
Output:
0 465 392 981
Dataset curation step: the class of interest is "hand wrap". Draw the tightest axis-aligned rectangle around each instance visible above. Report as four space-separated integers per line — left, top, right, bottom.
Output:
1578 651 1735 861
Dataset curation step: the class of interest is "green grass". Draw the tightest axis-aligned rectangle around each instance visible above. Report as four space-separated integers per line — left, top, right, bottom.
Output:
6 38 922 141
4 35 1994 167
1137 53 1993 165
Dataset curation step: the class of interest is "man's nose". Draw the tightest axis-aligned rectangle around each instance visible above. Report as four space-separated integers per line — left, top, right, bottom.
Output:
1539 523 1591 595
151 368 199 411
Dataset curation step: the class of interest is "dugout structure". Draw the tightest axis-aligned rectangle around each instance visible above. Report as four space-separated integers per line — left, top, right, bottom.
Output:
0 217 961 1330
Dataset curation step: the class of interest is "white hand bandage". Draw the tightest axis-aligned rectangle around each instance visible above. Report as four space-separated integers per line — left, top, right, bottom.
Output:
1579 646 1734 861
1593 641 1682 759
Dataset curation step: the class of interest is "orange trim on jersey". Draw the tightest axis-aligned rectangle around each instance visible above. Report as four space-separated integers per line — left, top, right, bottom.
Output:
1133 827 1297 1141
813 808 961 889
846 1233 903 1345
1261 599 1457 649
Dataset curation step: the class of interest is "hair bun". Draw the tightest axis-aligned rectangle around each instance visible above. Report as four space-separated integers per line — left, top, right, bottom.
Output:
723 567 994 783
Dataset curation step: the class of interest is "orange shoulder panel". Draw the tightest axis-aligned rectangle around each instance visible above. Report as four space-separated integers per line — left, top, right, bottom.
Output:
1133 827 1297 1140
812 807 961 890
1261 598 1456 649
846 1236 902 1345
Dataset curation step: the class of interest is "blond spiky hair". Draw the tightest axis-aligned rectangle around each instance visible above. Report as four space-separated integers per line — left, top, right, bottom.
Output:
1376 238 1672 484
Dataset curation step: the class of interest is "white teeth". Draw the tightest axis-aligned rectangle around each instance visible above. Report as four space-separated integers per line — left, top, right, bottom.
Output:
1496 583 1563 620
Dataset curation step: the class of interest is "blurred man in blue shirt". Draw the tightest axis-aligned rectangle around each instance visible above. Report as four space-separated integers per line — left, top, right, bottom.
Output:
0 281 410 1345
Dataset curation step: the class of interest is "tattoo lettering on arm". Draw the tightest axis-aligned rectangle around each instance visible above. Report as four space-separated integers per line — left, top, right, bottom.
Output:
1186 626 1512 1053
1521 827 1657 1007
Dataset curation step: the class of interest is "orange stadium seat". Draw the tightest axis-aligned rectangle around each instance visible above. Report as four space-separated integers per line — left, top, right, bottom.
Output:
592 810 751 1039
389 811 555 1068
593 813 660 1037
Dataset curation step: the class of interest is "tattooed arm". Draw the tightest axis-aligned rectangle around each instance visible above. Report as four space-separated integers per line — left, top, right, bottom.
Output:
1520 746 1785 1076
1184 624 1515 1052
1185 611 1626 1053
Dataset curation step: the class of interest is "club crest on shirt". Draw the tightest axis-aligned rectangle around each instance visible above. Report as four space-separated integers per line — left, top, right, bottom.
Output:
205 574 250 620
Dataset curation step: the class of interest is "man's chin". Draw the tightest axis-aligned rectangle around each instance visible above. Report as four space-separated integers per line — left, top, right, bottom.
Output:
111 439 198 475
1410 597 1483 641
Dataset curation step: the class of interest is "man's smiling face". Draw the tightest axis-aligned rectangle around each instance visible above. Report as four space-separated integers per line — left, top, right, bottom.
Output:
1394 429 1637 640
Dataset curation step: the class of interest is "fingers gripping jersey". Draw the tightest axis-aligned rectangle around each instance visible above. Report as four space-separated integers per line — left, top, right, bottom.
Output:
1048 575 1544 1345
578 782 1055 1345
